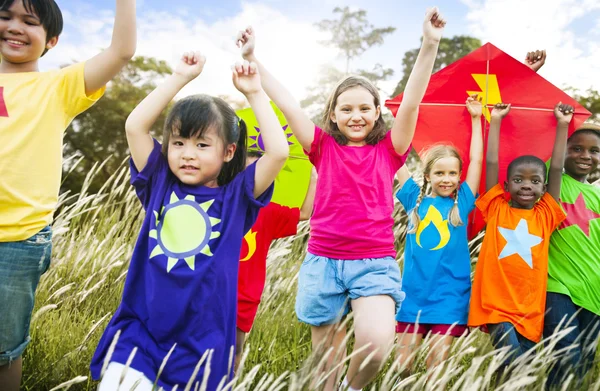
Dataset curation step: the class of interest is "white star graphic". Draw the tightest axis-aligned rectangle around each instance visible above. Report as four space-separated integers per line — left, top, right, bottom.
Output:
497 219 542 268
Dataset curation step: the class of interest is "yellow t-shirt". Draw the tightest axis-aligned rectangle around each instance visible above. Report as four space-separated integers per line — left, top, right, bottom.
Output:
0 62 105 242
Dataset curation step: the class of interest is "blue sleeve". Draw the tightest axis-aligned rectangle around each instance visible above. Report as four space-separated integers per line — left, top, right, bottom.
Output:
396 177 421 213
228 160 275 234
457 182 477 220
129 139 169 209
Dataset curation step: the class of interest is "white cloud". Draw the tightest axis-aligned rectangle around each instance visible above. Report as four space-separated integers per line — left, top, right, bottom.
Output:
39 2 336 104
462 0 600 93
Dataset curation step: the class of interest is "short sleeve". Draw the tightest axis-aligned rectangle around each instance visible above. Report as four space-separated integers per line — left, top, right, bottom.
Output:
396 177 421 212
130 139 169 209
536 192 567 230
268 203 301 239
58 62 106 120
381 131 411 170
231 161 275 234
476 184 507 222
306 126 325 167
457 182 477 219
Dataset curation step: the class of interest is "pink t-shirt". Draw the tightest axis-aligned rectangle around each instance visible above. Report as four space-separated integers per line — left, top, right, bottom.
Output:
307 126 410 260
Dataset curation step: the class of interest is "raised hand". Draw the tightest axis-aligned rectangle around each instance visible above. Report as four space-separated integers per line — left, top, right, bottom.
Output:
232 60 262 96
490 103 511 120
525 49 546 72
554 102 574 124
423 7 446 43
174 51 206 82
236 26 256 60
466 94 483 118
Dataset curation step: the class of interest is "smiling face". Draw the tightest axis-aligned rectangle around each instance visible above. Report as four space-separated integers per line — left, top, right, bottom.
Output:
329 86 381 146
426 156 461 198
167 126 236 188
564 130 600 183
0 0 58 72
505 162 547 209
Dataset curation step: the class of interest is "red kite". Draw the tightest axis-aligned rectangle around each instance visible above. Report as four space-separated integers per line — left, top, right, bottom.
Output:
385 42 591 238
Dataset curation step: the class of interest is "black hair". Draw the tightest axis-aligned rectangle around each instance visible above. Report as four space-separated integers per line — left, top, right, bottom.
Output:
0 0 63 56
246 150 263 159
161 94 247 186
507 155 547 179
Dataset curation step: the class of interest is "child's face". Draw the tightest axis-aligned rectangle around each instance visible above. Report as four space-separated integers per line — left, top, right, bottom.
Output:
425 156 461 198
504 163 546 210
330 86 381 146
564 132 600 182
167 127 235 187
0 0 57 70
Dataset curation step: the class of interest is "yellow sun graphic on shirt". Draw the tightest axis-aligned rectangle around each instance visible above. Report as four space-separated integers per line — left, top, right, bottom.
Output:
149 192 221 272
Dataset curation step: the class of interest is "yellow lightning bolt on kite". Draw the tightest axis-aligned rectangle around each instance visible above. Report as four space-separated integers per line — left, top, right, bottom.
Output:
415 206 451 250
467 74 503 122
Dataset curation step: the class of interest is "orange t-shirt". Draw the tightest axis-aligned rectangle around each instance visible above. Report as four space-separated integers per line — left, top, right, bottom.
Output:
468 184 565 342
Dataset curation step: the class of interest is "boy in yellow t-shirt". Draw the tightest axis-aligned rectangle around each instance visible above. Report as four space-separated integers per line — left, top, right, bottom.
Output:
0 1 137 389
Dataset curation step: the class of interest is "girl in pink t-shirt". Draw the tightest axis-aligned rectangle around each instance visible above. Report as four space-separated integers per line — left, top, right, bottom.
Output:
235 8 445 391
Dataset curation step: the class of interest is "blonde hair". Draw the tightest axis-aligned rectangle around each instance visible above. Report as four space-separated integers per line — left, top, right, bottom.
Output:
321 75 387 146
408 145 464 234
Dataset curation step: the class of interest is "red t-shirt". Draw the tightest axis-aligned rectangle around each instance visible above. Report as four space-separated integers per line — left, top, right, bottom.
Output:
237 202 300 332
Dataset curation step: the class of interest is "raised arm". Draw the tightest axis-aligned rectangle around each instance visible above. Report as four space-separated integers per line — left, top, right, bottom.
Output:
84 0 137 95
547 103 574 201
232 62 289 198
396 165 412 189
486 103 511 191
299 167 318 221
125 51 205 172
390 8 445 155
237 27 315 152
465 94 484 195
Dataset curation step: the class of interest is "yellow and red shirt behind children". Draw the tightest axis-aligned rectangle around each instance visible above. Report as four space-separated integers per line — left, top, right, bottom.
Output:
468 184 565 342
0 62 105 242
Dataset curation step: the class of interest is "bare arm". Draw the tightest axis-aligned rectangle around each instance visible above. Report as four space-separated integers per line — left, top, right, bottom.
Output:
299 167 318 221
547 103 574 201
486 103 511 191
84 0 137 95
396 165 412 189
391 8 445 155
125 52 204 172
465 95 484 195
232 62 289 198
237 27 315 152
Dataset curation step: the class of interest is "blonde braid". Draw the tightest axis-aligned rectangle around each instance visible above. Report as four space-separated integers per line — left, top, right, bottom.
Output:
408 178 428 234
448 187 464 227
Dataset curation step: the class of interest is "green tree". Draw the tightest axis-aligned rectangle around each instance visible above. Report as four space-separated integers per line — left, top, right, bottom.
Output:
316 6 396 74
572 88 600 123
62 57 172 195
392 35 481 97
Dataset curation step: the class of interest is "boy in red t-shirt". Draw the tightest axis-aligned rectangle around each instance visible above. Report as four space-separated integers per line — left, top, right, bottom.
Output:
235 151 317 371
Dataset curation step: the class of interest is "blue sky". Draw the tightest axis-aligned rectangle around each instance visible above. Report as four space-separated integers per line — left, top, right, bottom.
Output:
43 0 600 101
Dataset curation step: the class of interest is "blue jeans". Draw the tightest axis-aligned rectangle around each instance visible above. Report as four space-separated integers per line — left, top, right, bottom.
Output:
487 322 536 370
543 292 600 389
0 226 52 366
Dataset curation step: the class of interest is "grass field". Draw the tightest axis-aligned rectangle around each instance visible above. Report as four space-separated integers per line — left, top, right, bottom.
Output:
20 160 599 390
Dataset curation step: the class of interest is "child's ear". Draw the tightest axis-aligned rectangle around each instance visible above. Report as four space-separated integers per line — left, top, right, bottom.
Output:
375 105 381 120
330 111 337 123
224 143 237 162
45 36 59 51
503 181 509 192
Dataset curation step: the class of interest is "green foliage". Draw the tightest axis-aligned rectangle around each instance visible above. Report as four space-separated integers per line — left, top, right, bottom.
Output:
61 57 173 196
392 36 482 97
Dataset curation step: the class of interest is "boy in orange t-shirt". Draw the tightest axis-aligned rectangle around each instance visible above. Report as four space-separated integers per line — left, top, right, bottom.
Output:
468 102 572 373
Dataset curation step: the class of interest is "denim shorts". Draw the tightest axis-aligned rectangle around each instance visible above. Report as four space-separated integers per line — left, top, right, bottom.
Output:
0 226 52 366
295 252 405 326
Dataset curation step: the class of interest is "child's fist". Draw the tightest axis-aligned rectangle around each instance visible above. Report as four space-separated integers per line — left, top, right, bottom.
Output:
491 103 511 120
466 94 483 118
236 26 256 60
525 49 546 72
232 60 261 96
174 51 206 81
554 102 574 124
423 7 446 43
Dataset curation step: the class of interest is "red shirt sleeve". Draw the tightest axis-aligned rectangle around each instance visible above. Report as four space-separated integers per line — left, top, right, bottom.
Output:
266 203 300 239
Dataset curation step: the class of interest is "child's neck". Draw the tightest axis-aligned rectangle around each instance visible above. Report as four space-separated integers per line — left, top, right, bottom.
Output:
566 171 589 184
0 59 40 74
